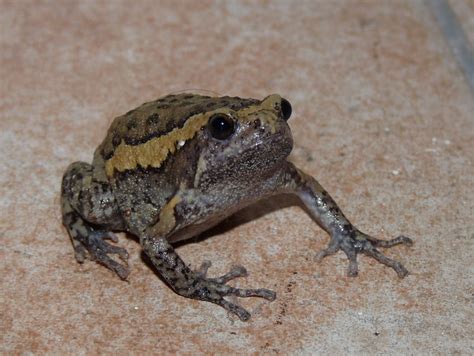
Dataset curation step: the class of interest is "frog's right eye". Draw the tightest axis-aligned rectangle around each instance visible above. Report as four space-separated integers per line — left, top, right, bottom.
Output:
208 114 235 140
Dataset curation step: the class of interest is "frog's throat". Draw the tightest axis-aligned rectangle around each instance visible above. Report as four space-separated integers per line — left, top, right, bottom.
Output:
104 96 280 177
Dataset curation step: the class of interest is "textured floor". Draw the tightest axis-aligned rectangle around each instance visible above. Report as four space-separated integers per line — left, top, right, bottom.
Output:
1 0 473 354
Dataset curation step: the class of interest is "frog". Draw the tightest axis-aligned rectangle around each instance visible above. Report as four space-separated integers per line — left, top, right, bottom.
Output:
61 93 413 321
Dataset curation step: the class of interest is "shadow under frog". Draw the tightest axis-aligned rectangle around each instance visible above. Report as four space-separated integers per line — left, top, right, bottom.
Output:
61 93 413 321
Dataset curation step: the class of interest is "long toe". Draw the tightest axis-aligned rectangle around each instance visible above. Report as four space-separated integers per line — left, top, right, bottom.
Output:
218 299 251 321
212 266 248 284
226 287 276 300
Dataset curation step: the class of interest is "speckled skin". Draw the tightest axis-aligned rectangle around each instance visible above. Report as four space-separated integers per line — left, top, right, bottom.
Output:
61 93 413 321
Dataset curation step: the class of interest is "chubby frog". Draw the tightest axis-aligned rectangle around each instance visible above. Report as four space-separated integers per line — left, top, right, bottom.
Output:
61 93 413 321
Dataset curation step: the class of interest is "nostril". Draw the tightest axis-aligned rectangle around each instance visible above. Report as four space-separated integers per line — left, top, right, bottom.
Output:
253 118 261 129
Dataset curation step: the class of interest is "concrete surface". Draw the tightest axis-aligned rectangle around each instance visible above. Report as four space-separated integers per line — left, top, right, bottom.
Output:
1 0 473 354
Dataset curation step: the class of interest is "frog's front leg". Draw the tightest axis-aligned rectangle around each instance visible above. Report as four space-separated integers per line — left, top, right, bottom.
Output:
61 162 130 279
281 162 413 278
141 197 276 321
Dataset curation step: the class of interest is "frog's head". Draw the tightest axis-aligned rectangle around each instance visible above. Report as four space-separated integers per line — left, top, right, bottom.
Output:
195 94 294 187
102 93 293 182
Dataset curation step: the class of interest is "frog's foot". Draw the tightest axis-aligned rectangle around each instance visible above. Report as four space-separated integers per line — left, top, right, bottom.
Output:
74 230 130 280
192 262 276 321
65 211 130 279
316 228 413 278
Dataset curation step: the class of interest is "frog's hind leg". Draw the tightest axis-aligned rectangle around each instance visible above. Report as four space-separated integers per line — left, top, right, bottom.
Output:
142 236 276 321
61 162 130 279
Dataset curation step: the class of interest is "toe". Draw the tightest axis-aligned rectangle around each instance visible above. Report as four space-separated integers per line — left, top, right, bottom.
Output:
347 259 359 277
103 232 119 243
315 240 340 262
95 251 130 280
219 299 251 321
72 243 87 263
364 248 409 278
196 260 212 278
227 287 276 300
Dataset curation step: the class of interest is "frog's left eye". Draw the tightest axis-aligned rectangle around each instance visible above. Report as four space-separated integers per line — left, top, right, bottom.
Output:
208 114 235 140
280 98 292 121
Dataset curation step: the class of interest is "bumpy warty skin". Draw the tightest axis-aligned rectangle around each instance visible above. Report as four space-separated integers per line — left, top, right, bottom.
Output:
61 93 413 321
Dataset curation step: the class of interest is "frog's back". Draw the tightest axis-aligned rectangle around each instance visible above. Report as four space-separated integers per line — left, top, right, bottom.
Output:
99 93 259 161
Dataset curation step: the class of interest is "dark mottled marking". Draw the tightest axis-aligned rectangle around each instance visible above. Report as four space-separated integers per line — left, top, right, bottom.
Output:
183 95 194 99
229 104 242 110
168 276 178 284
127 118 138 130
125 109 136 116
112 134 121 147
123 120 186 146
113 164 167 181
165 120 176 133
343 224 353 233
147 113 160 125
103 149 114 160
103 95 260 152
123 109 205 146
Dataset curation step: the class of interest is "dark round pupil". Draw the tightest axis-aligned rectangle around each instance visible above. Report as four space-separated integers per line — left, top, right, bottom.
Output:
281 98 292 121
209 114 235 140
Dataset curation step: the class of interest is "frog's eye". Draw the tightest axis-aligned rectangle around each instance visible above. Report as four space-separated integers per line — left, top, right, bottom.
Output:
280 98 292 121
208 114 235 140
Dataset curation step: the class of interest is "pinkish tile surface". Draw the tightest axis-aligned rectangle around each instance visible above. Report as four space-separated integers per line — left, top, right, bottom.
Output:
1 0 473 354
